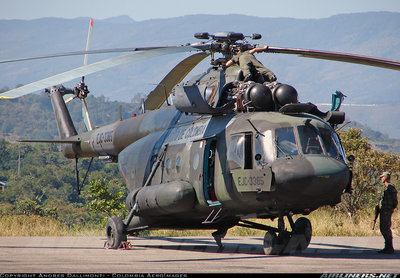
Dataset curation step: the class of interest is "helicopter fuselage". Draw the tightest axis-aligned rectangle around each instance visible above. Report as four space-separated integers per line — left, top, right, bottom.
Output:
3 29 399 254
115 106 350 230
51 64 351 232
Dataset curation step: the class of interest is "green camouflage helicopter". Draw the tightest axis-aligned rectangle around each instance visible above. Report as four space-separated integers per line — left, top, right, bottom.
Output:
2 25 400 255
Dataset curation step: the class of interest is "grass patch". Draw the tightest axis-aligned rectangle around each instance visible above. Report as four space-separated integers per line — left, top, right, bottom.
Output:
1 207 398 237
148 207 399 237
0 215 103 236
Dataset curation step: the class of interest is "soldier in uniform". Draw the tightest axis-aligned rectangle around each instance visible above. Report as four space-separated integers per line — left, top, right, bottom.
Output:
377 171 398 254
226 45 277 83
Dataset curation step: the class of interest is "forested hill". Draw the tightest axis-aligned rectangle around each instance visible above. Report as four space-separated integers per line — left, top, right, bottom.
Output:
1 91 400 154
0 89 142 141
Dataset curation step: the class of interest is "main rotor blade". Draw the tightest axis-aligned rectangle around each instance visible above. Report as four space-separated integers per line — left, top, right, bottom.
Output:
265 46 400 71
0 46 178 64
0 45 198 99
144 52 210 110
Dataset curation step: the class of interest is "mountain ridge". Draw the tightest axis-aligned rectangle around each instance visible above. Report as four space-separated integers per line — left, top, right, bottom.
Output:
1 12 400 137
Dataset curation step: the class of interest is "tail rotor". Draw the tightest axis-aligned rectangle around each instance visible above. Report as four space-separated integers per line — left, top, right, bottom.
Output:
79 18 94 131
63 18 94 131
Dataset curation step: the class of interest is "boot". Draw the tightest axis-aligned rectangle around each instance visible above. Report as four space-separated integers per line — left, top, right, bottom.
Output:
212 229 227 248
378 241 394 254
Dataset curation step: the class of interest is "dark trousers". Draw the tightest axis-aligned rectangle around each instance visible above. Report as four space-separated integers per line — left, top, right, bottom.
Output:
380 209 394 247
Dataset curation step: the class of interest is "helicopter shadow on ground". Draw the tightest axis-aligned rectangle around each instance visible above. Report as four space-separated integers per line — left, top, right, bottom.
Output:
301 242 400 260
130 236 269 261
129 237 400 261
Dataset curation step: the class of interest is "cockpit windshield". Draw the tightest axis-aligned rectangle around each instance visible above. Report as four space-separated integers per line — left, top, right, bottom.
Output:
273 124 346 161
275 127 299 158
297 125 323 155
246 123 346 170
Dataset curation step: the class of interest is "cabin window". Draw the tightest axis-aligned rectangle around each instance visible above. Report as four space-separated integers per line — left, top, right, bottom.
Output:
227 133 252 170
297 125 323 154
166 158 171 174
176 156 181 173
275 127 299 158
192 152 200 170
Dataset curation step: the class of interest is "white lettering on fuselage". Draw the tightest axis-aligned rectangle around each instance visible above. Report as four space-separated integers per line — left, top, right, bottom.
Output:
95 130 113 145
165 120 209 144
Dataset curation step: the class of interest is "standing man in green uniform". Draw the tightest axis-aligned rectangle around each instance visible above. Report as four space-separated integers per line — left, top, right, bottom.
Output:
376 171 398 254
225 45 277 83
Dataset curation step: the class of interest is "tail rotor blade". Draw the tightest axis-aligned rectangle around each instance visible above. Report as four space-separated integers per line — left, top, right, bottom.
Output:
83 18 94 67
82 98 93 131
81 18 94 131
64 95 75 103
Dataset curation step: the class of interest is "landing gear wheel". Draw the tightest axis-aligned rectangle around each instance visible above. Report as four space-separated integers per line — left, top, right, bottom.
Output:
263 231 284 255
106 216 127 249
294 217 312 251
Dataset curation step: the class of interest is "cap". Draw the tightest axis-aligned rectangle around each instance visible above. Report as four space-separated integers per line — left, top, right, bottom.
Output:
380 171 391 179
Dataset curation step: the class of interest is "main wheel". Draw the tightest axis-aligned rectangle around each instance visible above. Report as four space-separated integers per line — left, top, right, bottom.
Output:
263 231 284 255
293 217 312 250
106 216 127 249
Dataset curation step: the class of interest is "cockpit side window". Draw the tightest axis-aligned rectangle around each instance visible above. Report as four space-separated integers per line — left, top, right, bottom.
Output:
319 128 340 158
319 128 346 161
254 130 275 165
297 125 324 155
275 127 299 158
227 133 252 170
332 132 346 161
228 134 244 170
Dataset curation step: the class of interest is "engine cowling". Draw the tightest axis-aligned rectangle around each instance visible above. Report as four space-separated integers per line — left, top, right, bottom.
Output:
273 84 298 108
245 83 274 111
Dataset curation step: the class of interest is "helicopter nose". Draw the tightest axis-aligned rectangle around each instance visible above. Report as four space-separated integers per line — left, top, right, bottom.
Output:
271 156 350 207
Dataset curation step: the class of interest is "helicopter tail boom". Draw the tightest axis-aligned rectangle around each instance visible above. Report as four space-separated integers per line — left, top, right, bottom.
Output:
44 84 181 160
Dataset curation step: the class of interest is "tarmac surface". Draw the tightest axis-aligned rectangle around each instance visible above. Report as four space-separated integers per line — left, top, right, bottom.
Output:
0 236 399 274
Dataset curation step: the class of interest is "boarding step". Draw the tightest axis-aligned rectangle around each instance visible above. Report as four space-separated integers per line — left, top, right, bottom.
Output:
202 207 223 224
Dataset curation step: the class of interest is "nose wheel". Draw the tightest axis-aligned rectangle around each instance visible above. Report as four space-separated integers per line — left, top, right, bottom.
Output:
263 216 312 255
263 230 285 255
293 217 312 250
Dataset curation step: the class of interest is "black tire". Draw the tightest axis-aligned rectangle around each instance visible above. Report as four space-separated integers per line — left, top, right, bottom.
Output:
293 217 312 250
263 231 284 255
106 216 127 249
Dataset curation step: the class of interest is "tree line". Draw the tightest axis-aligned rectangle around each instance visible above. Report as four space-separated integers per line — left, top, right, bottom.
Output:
1 88 399 227
0 138 127 227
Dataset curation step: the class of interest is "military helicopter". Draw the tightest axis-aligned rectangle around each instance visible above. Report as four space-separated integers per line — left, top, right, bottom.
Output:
2 25 400 255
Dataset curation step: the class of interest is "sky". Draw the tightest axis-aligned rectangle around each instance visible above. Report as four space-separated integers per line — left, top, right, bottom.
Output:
1 0 400 21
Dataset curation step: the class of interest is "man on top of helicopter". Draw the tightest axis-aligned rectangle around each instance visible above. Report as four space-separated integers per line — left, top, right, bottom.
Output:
225 45 277 83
